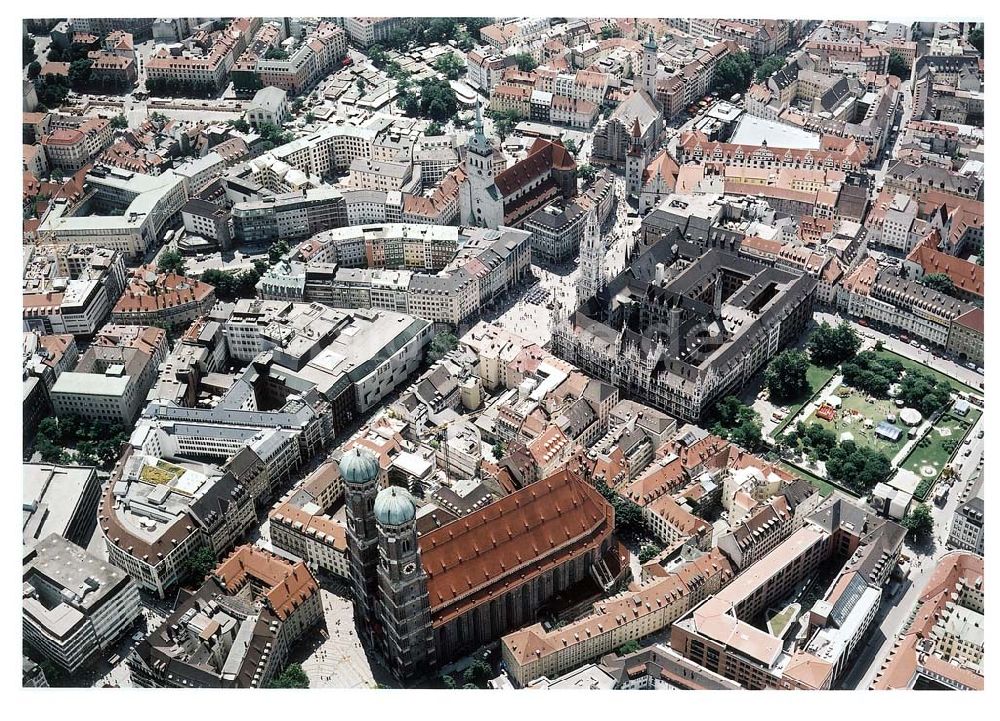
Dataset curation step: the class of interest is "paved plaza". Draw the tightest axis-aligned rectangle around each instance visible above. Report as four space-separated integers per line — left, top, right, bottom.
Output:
295 582 391 689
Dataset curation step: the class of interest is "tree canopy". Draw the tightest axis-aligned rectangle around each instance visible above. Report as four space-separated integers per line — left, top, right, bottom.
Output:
709 397 764 453
897 370 952 417
969 27 984 57
23 35 36 66
490 109 522 141
595 480 645 537
434 51 464 80
919 272 958 297
755 54 785 81
157 249 187 276
513 53 537 72
268 239 291 264
888 50 910 79
200 266 264 301
808 321 861 367
825 441 891 493
638 543 661 563
901 503 934 541
765 350 810 403
33 415 127 469
714 52 755 97
841 351 903 398
268 664 310 689
429 332 459 361
183 546 216 583
27 60 41 79
417 78 458 122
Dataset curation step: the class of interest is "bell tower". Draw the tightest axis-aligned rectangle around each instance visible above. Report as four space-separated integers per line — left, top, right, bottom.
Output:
374 486 436 680
460 100 504 228
341 447 382 645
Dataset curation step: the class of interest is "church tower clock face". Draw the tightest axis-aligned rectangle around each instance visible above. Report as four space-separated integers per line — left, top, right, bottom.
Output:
402 561 417 575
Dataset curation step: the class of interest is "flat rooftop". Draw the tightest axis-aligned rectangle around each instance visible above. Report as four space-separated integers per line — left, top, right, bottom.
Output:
729 114 822 150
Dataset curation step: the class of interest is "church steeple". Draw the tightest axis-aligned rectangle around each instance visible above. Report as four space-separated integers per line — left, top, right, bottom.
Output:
468 98 492 158
640 31 658 98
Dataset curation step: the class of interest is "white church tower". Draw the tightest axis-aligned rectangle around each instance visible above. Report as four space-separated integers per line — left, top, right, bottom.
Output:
640 31 658 98
459 101 504 228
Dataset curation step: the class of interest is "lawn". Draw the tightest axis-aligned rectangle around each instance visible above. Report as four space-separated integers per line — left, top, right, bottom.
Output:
770 363 837 437
801 387 910 458
900 406 981 485
873 349 979 396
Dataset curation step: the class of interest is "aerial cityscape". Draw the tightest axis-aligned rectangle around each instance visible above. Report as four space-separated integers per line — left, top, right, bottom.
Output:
20 15 985 692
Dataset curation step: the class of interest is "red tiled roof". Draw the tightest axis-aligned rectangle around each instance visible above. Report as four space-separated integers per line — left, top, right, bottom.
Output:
419 468 612 627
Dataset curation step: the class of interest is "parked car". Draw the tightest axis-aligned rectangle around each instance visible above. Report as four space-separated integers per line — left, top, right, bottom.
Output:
920 344 929 352
910 340 920 348
966 361 977 370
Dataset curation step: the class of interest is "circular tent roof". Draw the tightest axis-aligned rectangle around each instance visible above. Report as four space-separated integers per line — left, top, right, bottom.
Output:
900 408 923 426
374 486 416 526
338 447 380 485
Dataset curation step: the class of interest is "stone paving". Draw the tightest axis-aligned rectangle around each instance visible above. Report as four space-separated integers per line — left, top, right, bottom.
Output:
296 584 385 689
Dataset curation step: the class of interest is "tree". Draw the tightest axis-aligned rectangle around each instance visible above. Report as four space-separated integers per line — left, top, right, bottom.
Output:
617 640 640 656
464 18 493 36
368 44 387 68
919 272 958 297
825 441 891 493
595 480 645 537
492 441 505 460
440 673 457 689
157 249 187 276
425 121 444 136
434 51 464 81
429 332 459 361
638 543 661 563
229 117 250 133
27 60 41 79
969 27 984 57
577 164 597 183
841 351 903 398
901 503 934 541
601 25 621 40
268 239 290 264
268 664 309 689
563 138 578 155
888 50 910 80
765 350 810 403
462 659 492 688
110 114 128 129
898 371 952 417
490 108 522 141
755 54 785 81
418 78 458 122
714 52 755 97
808 321 861 366
183 547 216 582
305 111 315 123
68 59 93 91
513 53 537 72
23 35 36 66
264 47 289 60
